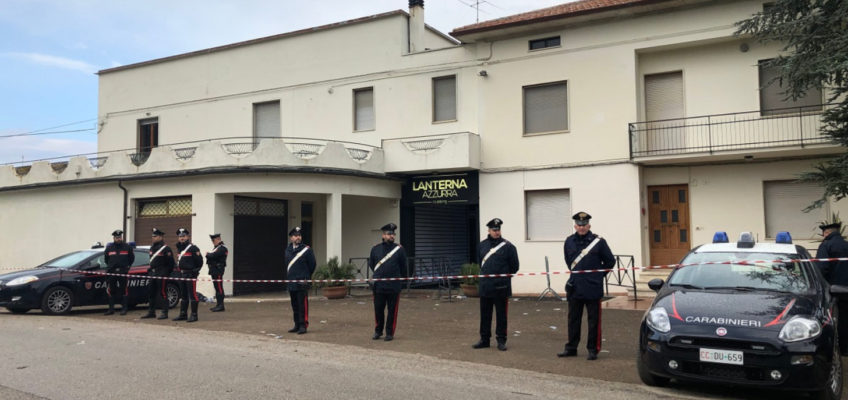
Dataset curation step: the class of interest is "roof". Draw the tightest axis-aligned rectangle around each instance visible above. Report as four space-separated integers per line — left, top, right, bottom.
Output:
99 10 457 75
450 0 675 38
694 242 801 255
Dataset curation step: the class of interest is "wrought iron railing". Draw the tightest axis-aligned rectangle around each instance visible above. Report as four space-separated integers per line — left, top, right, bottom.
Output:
629 104 835 158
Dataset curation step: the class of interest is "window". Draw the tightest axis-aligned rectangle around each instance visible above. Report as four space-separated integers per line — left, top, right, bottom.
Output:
138 118 158 154
529 36 561 51
301 202 314 246
353 87 374 131
758 59 822 116
253 101 281 142
764 180 828 239
432 75 456 122
523 82 568 135
525 189 571 240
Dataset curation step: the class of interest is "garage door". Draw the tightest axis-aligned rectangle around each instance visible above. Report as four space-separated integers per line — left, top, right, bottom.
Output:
134 197 192 246
233 197 287 295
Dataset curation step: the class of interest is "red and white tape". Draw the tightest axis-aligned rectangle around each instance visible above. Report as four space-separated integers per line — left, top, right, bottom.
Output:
2 257 847 284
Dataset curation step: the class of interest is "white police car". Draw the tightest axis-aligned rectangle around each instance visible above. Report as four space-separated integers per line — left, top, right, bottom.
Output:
638 232 842 399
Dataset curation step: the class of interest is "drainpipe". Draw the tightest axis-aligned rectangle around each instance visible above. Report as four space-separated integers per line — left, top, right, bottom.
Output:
118 181 128 237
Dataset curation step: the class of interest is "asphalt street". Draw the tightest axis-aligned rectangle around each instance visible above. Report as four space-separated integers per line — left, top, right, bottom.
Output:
0 314 731 400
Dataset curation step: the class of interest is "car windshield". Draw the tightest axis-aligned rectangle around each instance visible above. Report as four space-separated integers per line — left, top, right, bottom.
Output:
668 252 813 294
40 251 97 269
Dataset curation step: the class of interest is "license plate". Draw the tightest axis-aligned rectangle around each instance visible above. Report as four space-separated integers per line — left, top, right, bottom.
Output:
699 348 743 365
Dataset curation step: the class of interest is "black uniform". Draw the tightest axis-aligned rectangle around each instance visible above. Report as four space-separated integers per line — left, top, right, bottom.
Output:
285 243 317 332
563 230 615 356
174 241 203 321
145 241 175 318
206 242 229 312
816 230 848 353
103 241 135 314
477 235 520 346
368 241 407 339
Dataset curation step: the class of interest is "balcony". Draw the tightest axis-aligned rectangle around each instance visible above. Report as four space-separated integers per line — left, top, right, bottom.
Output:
382 131 480 174
629 104 840 164
0 137 384 189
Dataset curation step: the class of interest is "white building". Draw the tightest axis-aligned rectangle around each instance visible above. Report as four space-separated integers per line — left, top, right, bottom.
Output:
1 0 845 296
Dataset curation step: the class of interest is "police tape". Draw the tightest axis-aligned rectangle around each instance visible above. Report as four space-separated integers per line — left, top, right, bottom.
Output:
3 257 848 284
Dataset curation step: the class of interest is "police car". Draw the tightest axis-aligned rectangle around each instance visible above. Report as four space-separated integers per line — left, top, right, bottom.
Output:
0 245 180 315
638 231 842 400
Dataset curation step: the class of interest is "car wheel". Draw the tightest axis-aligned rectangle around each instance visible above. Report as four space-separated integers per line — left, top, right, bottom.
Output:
6 307 29 314
166 283 180 309
637 351 670 387
814 340 843 400
41 286 74 315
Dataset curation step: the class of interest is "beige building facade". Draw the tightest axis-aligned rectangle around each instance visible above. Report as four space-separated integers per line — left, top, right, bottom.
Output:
1 0 845 296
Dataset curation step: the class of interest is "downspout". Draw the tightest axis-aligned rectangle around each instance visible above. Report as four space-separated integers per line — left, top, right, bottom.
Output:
118 181 128 237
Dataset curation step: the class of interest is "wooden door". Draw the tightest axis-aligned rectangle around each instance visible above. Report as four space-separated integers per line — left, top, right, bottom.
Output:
648 185 690 266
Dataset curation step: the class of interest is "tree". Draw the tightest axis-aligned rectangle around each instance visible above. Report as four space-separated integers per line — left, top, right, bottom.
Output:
736 0 848 210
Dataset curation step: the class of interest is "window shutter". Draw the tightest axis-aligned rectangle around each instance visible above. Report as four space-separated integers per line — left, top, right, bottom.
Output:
764 181 826 239
526 189 571 240
433 76 456 122
645 72 683 121
523 82 567 134
253 101 281 139
354 88 375 131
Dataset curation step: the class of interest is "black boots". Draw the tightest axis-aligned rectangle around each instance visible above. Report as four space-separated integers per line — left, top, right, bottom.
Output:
104 298 115 315
471 340 490 349
173 301 188 321
288 326 300 333
140 304 156 319
496 339 507 351
120 297 129 315
210 294 225 312
297 326 307 334
186 302 198 323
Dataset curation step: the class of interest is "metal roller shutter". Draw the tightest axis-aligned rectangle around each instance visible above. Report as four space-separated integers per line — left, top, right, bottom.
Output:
413 205 470 281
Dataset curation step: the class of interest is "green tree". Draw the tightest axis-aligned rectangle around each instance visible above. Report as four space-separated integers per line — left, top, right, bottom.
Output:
736 0 848 210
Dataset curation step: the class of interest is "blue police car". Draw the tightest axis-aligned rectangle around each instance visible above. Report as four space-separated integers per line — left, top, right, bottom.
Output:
638 231 842 400
0 246 180 315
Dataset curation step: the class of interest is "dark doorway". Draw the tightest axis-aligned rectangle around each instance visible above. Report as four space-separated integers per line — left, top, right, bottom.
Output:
232 197 287 295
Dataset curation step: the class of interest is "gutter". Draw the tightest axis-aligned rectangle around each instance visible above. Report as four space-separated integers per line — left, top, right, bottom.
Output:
118 180 128 236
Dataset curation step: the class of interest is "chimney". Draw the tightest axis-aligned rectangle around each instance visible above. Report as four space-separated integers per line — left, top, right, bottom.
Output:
408 0 425 53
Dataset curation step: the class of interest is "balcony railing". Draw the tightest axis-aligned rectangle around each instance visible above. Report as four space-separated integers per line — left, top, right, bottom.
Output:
629 104 836 158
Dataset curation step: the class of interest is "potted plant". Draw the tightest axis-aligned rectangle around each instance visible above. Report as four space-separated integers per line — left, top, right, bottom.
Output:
460 262 480 297
312 256 357 299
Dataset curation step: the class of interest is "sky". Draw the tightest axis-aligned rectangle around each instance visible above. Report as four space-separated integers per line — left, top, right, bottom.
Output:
0 0 570 165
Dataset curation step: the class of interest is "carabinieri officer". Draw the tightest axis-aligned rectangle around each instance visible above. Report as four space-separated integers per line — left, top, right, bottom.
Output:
103 229 134 315
206 233 228 312
368 223 407 341
285 226 316 334
559 212 615 360
472 218 519 351
173 228 204 322
142 228 175 320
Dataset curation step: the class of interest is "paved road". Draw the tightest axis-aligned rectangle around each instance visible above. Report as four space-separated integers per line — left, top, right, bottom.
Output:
0 314 722 400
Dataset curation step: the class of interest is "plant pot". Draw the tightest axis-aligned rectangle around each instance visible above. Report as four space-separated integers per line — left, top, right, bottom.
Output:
322 285 348 299
460 284 479 298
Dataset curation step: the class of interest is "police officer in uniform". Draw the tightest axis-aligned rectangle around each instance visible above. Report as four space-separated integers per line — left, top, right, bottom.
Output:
816 221 848 354
472 218 519 351
285 227 317 334
559 212 615 360
368 223 407 341
103 229 135 315
173 228 204 322
206 233 229 312
141 228 175 320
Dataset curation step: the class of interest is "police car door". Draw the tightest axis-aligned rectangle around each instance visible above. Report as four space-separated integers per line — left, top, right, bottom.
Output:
126 250 151 302
74 254 109 305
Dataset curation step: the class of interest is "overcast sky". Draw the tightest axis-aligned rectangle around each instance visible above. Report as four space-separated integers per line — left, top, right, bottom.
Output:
0 0 569 164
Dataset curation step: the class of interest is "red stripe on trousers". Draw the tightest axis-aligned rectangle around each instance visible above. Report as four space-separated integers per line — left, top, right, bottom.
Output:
392 294 400 334
505 298 509 332
216 280 224 293
373 294 377 328
192 281 199 302
304 296 309 327
160 278 166 298
596 300 602 352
